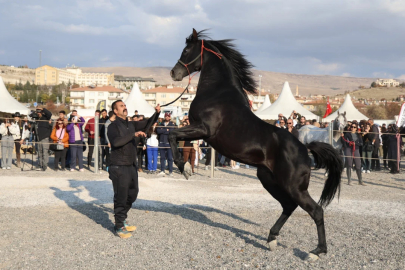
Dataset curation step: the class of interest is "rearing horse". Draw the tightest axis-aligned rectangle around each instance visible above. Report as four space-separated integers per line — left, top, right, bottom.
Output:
169 29 343 261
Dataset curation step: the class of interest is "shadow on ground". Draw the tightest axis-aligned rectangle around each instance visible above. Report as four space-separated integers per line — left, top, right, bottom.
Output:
50 179 268 250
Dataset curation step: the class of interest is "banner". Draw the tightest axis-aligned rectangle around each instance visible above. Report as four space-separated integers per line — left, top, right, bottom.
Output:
396 102 405 127
96 100 106 111
323 97 332 118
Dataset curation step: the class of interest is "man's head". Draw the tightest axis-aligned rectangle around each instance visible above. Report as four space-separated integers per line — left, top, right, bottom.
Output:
71 110 77 117
138 115 144 121
279 118 286 127
135 110 138 115
36 108 43 118
59 110 66 119
286 119 293 128
132 115 138 121
368 118 374 125
278 113 284 120
324 122 329 128
305 120 311 125
112 100 127 119
164 112 171 122
300 116 306 124
101 109 107 119
13 112 21 121
108 111 116 121
95 109 101 117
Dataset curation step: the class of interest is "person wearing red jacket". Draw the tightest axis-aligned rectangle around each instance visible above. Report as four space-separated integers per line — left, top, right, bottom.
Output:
85 110 101 168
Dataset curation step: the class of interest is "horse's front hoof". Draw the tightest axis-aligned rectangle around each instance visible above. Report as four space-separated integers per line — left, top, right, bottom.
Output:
182 162 192 180
305 253 319 263
267 240 277 251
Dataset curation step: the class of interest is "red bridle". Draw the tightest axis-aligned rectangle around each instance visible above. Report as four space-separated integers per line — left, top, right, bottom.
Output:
177 40 223 86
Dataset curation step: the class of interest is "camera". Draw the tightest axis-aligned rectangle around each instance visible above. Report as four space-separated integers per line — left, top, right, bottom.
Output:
29 110 40 120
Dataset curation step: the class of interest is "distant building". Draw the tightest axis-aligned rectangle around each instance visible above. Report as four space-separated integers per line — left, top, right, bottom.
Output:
69 85 128 110
375 78 399 87
141 85 195 113
114 75 156 90
35 65 114 86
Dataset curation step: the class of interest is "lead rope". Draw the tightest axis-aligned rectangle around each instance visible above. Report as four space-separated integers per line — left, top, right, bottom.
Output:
397 133 401 172
161 40 222 108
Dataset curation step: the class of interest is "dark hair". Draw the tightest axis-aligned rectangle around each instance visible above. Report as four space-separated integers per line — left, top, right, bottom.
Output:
95 110 101 114
101 109 107 113
108 111 114 118
132 115 138 119
300 116 306 120
138 115 145 120
59 110 66 115
112 100 123 111
55 118 66 130
72 110 77 113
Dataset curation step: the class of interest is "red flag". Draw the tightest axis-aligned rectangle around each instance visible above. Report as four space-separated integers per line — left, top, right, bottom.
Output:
323 97 332 118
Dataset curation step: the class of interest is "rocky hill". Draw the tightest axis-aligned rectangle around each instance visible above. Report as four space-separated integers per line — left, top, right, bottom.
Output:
81 66 376 96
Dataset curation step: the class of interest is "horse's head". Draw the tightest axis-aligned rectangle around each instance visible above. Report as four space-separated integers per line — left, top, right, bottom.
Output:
334 110 347 132
170 29 203 81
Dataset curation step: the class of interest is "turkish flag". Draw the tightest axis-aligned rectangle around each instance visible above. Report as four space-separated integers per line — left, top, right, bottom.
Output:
323 97 332 118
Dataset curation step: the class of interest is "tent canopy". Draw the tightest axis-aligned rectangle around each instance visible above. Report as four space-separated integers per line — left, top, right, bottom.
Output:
323 94 368 121
124 83 155 116
255 82 318 120
254 94 271 114
0 76 30 116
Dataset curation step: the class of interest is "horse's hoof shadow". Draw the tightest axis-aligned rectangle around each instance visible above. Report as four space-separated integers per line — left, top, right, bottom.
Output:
182 162 192 180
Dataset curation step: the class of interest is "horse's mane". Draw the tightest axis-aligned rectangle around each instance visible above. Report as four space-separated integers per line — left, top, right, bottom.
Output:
186 30 257 95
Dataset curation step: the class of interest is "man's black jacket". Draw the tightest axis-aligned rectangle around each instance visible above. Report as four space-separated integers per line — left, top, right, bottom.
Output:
36 108 52 141
108 112 159 166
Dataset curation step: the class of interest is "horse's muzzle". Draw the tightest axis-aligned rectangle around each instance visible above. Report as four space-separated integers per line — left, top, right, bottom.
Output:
170 64 186 81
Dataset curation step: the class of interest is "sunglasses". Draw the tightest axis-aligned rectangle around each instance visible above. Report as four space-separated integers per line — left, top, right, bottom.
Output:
280 122 285 124
351 126 357 128
58 123 63 125
287 123 293 125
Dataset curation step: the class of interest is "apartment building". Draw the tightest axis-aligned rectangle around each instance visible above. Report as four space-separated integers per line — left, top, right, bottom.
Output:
70 85 128 110
376 79 400 87
114 75 156 90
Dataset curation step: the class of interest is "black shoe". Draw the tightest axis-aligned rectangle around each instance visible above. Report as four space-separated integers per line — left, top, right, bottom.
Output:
42 167 47 171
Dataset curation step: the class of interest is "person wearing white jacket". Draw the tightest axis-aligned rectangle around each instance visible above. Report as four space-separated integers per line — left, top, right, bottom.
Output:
0 117 19 169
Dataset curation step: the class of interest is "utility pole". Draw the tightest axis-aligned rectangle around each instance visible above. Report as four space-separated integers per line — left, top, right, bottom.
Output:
39 50 42 67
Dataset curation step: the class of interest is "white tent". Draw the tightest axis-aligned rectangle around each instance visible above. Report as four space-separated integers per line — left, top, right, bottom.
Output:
255 82 318 120
323 94 368 121
254 94 271 114
0 76 30 116
124 83 155 116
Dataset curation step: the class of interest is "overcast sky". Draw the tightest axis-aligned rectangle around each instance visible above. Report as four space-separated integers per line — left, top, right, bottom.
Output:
1 0 404 79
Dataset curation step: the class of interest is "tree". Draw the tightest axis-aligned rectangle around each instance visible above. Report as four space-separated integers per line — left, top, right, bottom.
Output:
269 94 276 103
40 93 50 103
371 82 377 88
386 103 401 119
366 105 387 119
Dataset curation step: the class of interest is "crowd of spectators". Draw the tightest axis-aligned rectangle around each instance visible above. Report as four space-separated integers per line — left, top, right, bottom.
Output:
0 108 403 177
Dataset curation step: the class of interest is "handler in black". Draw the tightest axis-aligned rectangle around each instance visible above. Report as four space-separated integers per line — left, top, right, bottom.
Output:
108 100 160 238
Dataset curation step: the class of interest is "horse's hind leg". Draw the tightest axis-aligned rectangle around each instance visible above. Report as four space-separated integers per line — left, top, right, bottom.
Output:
291 188 326 261
257 167 298 251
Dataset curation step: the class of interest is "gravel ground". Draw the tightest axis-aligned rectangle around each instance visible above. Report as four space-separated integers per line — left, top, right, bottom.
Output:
0 155 404 269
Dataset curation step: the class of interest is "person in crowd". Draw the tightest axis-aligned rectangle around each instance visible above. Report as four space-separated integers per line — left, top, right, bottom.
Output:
134 110 139 116
67 113 85 172
0 116 19 170
85 110 102 168
295 116 306 130
181 119 197 174
132 115 138 121
342 122 365 186
99 109 109 170
104 111 116 171
386 124 400 174
136 115 147 171
65 110 77 169
305 120 311 125
12 112 22 168
50 118 69 171
35 108 52 171
289 110 301 126
287 119 299 138
279 119 286 129
107 100 160 238
146 122 159 174
323 122 329 129
361 123 374 173
381 125 389 170
312 119 320 127
275 120 280 128
156 112 176 176
58 110 68 126
368 118 381 171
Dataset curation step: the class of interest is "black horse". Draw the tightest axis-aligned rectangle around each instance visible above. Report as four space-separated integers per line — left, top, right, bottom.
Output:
169 29 343 261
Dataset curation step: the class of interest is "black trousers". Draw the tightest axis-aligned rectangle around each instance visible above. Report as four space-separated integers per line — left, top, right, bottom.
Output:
109 165 139 228
14 140 21 166
205 148 219 166
371 144 380 170
101 145 109 168
87 138 101 167
54 148 67 169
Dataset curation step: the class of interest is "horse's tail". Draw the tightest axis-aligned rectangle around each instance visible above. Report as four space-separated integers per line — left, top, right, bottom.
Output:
307 141 343 208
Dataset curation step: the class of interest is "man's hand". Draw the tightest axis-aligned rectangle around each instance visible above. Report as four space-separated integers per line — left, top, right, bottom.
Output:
135 131 146 137
20 139 24 145
90 131 94 135
108 143 111 148
155 104 161 113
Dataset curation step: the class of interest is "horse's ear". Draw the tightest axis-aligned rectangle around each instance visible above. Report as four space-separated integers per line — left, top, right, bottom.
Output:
192 28 198 42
